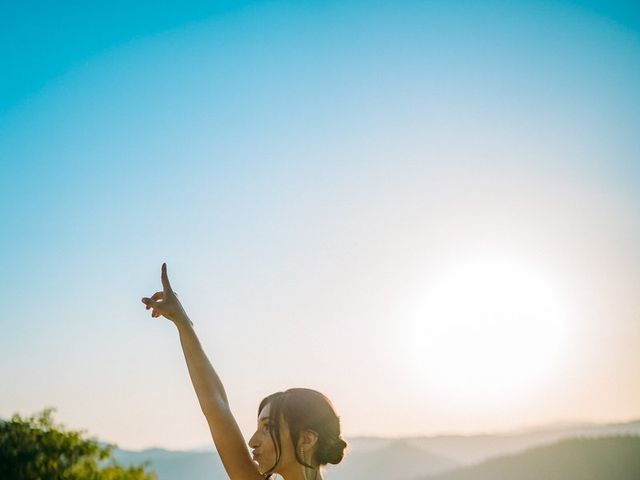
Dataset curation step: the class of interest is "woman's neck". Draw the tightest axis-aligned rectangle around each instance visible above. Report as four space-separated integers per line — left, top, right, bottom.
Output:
279 466 323 480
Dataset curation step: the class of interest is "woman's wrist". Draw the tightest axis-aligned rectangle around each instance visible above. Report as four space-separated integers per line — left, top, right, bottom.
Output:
174 313 194 330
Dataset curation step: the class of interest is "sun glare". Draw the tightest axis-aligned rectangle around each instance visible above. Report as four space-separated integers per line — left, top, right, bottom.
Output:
406 254 569 405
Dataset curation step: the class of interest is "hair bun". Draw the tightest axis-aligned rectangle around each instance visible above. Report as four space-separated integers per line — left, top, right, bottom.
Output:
320 436 347 465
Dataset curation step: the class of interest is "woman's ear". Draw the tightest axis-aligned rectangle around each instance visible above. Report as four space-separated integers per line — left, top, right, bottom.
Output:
299 429 319 450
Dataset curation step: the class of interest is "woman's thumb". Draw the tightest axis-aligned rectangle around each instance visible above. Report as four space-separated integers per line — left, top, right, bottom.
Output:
141 297 160 309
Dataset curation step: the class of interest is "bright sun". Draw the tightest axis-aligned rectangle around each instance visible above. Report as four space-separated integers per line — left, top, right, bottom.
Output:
406 254 569 405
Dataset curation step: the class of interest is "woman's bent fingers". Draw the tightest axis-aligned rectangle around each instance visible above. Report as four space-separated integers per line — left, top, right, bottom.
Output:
142 290 165 308
142 300 164 318
141 297 159 309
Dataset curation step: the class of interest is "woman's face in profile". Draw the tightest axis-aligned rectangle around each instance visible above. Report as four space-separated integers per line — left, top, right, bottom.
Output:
249 403 296 475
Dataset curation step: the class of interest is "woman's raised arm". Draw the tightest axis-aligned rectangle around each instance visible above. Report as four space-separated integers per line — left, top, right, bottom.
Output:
142 263 263 480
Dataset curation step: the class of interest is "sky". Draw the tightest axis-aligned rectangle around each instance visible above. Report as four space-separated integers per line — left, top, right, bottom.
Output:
1 0 639 450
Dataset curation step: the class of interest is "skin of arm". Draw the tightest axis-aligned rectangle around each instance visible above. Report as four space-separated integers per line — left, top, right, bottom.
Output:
142 264 263 480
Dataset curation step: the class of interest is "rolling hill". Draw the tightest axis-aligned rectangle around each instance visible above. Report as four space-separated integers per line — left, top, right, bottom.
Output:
423 435 640 480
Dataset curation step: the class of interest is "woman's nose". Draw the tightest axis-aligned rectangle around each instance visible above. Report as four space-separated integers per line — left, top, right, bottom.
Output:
248 432 259 448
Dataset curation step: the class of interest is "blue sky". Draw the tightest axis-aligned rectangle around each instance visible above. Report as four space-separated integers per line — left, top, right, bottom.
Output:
1 0 639 449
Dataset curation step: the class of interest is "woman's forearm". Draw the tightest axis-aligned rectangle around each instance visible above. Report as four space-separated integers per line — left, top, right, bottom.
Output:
174 317 262 480
175 319 230 417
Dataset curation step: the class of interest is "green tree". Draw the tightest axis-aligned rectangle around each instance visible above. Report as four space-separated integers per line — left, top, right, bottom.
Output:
0 408 156 480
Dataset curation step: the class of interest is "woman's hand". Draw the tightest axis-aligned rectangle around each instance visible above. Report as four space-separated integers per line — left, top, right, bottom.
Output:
142 263 192 327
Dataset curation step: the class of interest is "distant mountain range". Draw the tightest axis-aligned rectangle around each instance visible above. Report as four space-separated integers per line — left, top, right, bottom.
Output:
114 448 227 480
423 436 640 480
113 418 640 480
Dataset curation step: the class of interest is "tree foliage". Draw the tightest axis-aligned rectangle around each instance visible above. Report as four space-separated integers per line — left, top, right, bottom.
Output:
0 408 156 480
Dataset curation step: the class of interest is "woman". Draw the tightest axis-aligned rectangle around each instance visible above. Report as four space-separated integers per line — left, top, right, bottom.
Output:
141 264 347 480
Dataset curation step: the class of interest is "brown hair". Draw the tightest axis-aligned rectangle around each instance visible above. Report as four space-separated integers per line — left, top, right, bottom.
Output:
258 388 347 477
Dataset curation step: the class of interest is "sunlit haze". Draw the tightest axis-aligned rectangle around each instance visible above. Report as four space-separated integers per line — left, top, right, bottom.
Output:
403 253 569 404
1 0 639 450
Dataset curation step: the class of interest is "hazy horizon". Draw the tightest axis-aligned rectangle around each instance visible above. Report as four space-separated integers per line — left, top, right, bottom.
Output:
4 409 636 452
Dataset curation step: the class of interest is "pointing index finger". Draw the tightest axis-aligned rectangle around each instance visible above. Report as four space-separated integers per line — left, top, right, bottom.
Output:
161 262 173 293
